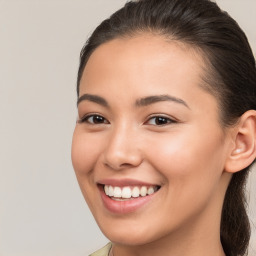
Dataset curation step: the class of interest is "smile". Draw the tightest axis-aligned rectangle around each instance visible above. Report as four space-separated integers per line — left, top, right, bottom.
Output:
104 185 159 200
99 183 161 214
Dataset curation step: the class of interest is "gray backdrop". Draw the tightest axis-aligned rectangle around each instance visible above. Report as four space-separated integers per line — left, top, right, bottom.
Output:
0 0 255 255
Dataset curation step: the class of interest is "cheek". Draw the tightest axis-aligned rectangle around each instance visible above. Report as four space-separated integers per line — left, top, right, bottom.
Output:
71 127 103 177
142 129 226 228
146 127 225 192
71 128 105 211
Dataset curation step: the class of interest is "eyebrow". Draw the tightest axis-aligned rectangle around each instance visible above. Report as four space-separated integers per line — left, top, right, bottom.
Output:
77 93 189 109
135 94 190 108
77 94 109 107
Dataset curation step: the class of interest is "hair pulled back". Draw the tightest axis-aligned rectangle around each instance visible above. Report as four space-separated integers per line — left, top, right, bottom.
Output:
77 1 256 255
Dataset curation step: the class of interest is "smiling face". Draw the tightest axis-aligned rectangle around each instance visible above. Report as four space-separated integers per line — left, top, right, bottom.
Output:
72 35 233 248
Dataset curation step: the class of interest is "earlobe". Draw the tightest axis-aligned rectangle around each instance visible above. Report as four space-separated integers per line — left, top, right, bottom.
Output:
225 110 256 173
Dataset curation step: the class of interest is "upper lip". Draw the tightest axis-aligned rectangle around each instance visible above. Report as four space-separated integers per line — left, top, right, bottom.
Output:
97 178 160 187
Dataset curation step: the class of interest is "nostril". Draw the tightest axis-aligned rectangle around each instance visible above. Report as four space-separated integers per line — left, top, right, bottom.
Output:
104 161 138 171
103 153 143 171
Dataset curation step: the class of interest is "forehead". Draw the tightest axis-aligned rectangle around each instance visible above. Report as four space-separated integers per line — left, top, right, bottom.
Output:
84 34 204 73
80 34 207 97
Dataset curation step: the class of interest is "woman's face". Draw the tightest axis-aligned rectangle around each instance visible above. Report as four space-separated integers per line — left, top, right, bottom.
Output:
72 35 232 245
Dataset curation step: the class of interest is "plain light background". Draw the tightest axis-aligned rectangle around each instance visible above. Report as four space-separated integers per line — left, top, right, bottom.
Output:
0 0 255 255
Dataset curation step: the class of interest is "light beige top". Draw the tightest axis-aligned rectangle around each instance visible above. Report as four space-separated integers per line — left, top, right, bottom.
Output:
89 243 112 256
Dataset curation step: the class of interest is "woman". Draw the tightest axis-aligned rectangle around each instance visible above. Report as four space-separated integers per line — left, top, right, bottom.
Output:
71 0 256 255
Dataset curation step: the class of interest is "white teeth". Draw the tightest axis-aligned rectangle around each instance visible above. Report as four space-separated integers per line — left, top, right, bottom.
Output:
113 187 122 198
108 186 114 197
132 187 140 198
104 185 158 199
122 186 132 199
104 185 109 195
147 187 154 195
140 186 147 196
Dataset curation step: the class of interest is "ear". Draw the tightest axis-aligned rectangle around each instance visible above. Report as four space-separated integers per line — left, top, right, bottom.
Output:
225 110 256 173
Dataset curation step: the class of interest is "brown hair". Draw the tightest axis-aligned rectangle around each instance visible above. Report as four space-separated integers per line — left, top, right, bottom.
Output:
77 0 256 255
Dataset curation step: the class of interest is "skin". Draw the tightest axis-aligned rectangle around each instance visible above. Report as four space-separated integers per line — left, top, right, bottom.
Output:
71 35 238 256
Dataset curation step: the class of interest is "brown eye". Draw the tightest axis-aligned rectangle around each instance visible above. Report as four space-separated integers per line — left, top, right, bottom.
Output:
79 114 109 124
146 116 176 126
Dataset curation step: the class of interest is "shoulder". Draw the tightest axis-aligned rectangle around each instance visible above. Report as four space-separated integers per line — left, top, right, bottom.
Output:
89 243 112 256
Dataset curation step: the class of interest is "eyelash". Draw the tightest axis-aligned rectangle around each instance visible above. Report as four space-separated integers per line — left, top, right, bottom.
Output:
145 115 177 126
77 114 177 126
77 114 109 124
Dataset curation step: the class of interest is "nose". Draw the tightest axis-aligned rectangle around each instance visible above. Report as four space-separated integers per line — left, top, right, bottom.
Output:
103 125 143 171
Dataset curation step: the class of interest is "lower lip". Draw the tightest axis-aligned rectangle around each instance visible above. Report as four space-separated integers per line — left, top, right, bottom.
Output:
99 186 157 214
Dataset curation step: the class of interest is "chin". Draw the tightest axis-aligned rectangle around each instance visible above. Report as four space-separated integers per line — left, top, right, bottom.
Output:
105 232 154 246
97 218 165 246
